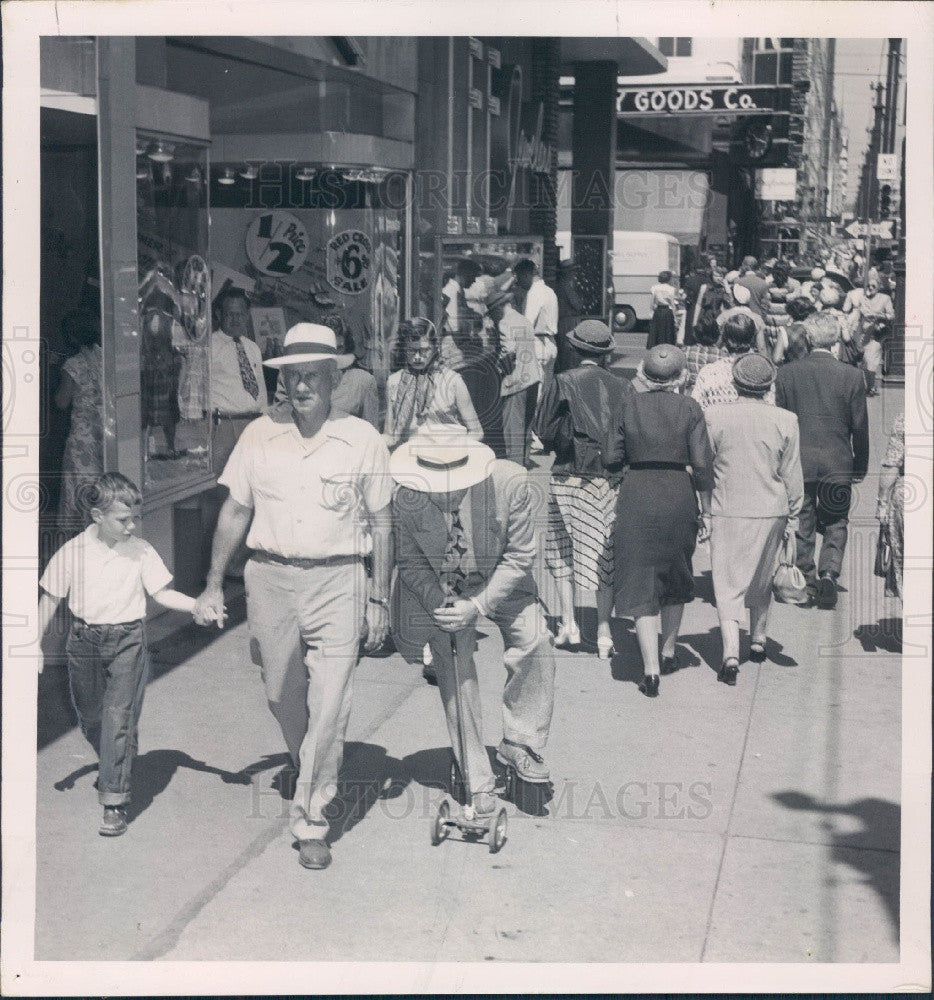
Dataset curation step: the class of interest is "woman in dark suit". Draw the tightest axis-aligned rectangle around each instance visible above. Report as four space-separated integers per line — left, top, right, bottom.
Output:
607 345 714 697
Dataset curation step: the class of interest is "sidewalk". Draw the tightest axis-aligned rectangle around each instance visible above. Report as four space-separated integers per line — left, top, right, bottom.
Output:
34 390 905 963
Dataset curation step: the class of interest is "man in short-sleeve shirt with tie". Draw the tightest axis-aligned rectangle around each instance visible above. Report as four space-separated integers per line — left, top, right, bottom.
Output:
209 288 267 469
194 323 393 871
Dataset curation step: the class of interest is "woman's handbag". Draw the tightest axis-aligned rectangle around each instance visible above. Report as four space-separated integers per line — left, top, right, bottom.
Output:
873 524 892 579
772 530 810 605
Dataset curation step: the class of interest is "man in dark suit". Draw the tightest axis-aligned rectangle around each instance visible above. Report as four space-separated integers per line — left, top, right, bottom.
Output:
390 423 555 815
775 311 869 608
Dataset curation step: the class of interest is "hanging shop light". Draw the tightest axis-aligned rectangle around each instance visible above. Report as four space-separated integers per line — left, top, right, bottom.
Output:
239 163 259 180
147 140 175 163
217 167 236 186
296 165 316 182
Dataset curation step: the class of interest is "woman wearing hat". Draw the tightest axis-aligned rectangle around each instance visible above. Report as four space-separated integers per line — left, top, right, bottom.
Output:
646 270 679 349
606 344 713 697
536 320 632 656
384 317 482 450
703 354 803 683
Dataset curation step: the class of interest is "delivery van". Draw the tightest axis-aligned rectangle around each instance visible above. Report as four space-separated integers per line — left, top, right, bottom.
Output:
608 231 680 332
556 230 681 332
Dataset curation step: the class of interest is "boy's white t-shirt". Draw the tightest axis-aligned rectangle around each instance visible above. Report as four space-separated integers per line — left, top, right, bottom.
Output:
39 525 172 624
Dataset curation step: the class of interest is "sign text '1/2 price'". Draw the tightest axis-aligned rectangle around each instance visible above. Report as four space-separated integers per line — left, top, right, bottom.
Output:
327 230 373 295
246 211 309 277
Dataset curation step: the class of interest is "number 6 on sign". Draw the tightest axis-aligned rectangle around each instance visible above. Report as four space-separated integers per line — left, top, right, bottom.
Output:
327 229 373 295
246 211 309 276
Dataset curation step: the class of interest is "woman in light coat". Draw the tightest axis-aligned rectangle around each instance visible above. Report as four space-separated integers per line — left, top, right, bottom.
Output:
702 353 804 685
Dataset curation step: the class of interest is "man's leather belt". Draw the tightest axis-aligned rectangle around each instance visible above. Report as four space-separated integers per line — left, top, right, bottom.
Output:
628 462 687 471
213 409 262 424
250 550 362 570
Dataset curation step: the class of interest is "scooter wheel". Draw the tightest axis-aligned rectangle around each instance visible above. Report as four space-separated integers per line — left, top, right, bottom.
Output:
489 807 508 854
432 799 451 846
449 758 463 800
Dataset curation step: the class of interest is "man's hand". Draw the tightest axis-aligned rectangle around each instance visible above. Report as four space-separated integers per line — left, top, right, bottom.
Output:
433 599 479 633
193 585 226 628
363 602 389 653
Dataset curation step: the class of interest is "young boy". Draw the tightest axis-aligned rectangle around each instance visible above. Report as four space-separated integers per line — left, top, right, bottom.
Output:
37 472 205 836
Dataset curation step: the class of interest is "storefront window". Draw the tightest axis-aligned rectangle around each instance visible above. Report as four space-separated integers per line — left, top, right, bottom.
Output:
136 133 211 493
208 165 406 390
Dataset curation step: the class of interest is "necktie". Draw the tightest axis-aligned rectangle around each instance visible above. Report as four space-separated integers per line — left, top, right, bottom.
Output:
440 507 468 600
233 337 259 400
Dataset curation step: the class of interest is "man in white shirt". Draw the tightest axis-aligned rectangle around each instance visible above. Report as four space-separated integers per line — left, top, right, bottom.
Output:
204 289 268 578
514 259 558 452
210 289 268 471
514 259 558 382
193 323 392 872
487 278 542 467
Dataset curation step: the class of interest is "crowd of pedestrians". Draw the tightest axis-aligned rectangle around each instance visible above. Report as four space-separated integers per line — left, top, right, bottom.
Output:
38 250 902 873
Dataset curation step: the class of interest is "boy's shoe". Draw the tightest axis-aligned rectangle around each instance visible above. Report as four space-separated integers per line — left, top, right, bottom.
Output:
99 806 128 837
298 839 332 870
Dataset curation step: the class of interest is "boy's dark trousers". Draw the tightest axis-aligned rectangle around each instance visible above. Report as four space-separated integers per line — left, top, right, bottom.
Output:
65 619 148 807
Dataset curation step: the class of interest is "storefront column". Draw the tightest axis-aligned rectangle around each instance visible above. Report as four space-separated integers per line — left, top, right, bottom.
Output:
570 60 618 241
96 37 141 481
530 38 561 282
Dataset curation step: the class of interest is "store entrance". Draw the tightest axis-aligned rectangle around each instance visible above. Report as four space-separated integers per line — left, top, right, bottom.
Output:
39 106 102 567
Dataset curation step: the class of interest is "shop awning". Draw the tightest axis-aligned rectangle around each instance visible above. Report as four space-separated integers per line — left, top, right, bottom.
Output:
560 38 667 76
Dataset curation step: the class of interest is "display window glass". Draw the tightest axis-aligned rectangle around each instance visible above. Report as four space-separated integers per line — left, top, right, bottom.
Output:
208 165 406 392
136 133 211 492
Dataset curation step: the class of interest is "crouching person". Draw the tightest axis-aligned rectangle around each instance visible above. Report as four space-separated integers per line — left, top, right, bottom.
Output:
389 423 555 815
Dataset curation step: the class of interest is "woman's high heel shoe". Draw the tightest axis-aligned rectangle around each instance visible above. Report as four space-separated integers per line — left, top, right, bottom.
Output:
597 635 614 659
748 640 767 663
639 673 660 698
660 652 680 675
718 658 740 686
554 624 581 648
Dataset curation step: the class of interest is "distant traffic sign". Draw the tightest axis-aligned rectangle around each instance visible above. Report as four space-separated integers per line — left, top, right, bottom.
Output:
843 220 869 238
841 219 895 240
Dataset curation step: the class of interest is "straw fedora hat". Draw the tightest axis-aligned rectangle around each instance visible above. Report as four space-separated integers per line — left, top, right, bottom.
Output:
263 322 355 369
389 423 496 493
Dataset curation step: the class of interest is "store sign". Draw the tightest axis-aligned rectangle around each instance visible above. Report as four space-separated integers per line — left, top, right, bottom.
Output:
617 84 779 116
491 64 555 179
326 229 372 295
876 153 898 182
755 167 797 201
246 211 309 276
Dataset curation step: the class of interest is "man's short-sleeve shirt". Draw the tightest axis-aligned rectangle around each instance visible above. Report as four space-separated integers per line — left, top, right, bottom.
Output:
219 407 393 559
39 525 173 623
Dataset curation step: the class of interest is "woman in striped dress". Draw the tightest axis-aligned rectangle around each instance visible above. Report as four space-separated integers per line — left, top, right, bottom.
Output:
536 320 631 657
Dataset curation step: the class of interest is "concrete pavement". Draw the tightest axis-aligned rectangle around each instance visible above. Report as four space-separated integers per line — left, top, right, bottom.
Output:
34 388 906 963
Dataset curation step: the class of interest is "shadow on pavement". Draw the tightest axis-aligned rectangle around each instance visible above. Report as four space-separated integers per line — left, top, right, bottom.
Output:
853 617 903 654
771 790 900 941
126 749 252 824
323 742 551 846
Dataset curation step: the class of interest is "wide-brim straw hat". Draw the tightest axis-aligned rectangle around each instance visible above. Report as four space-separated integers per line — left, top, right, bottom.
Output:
732 352 776 394
389 423 496 493
565 319 614 354
263 322 355 369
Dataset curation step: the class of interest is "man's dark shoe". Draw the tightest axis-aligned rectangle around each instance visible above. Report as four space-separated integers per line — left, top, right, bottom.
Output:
99 806 128 837
298 839 332 870
816 575 837 609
